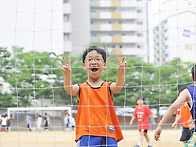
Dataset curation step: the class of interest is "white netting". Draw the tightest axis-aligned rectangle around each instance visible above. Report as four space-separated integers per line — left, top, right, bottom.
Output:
0 0 196 147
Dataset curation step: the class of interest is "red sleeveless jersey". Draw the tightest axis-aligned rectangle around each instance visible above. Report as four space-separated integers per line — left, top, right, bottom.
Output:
75 82 123 142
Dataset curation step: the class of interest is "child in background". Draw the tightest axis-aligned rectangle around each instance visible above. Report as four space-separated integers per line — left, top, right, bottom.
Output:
71 115 76 131
154 65 196 147
7 114 14 131
37 114 42 132
129 97 156 147
64 113 70 132
1 115 8 132
172 86 194 145
174 107 183 129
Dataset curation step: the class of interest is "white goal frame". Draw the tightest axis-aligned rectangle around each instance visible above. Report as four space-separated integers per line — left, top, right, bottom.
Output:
7 107 72 119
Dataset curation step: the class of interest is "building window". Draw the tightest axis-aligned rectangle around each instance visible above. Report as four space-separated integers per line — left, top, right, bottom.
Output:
137 21 143 25
137 33 143 37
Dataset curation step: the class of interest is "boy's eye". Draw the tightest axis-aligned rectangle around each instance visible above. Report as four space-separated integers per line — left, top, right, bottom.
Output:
86 58 103 63
87 59 92 62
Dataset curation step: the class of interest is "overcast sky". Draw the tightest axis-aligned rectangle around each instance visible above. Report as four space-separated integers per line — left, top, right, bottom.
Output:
0 0 195 56
0 0 64 54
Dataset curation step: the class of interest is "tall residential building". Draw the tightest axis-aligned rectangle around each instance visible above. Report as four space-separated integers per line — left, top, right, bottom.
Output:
90 0 148 61
64 0 72 53
63 0 149 62
153 10 196 66
64 0 90 55
151 0 196 65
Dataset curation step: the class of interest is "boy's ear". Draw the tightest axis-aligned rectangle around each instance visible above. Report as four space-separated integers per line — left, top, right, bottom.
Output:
103 62 107 69
83 63 86 70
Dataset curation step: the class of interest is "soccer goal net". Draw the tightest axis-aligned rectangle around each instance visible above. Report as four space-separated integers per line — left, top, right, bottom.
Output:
6 107 72 131
0 0 196 147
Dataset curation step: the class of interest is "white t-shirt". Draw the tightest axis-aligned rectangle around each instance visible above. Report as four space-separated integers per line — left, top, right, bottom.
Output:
37 117 42 126
1 117 7 126
71 117 75 126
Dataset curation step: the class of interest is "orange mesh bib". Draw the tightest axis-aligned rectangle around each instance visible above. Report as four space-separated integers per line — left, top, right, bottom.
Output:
75 82 123 142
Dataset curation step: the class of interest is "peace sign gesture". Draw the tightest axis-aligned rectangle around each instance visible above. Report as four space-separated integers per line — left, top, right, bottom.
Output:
62 56 71 75
117 55 127 73
110 55 127 94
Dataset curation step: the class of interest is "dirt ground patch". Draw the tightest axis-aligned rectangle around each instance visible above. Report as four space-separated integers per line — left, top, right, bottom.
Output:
0 129 184 147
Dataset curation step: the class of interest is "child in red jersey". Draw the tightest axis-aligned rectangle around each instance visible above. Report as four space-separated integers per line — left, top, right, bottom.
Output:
129 97 156 147
62 46 127 146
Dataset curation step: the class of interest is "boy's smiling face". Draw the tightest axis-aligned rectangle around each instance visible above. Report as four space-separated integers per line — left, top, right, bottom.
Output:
137 99 144 106
83 50 107 79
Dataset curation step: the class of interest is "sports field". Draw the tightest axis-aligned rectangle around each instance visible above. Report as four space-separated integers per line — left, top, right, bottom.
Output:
0 129 184 147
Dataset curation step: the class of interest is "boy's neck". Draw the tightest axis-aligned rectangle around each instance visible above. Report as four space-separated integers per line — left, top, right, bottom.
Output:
138 105 143 108
86 78 104 87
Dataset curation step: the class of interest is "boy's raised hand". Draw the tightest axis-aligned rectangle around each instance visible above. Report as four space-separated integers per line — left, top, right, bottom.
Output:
117 55 127 72
62 56 71 74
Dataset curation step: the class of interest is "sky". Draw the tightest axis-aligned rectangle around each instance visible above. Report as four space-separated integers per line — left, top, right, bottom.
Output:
0 0 195 57
0 0 64 54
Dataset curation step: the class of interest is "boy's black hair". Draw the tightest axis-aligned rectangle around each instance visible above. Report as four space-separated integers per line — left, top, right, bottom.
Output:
137 96 144 102
191 65 196 81
82 46 106 63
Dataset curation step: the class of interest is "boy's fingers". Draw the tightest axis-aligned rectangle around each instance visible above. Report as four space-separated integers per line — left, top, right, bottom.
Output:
125 61 127 68
63 56 67 65
68 56 71 65
122 56 125 62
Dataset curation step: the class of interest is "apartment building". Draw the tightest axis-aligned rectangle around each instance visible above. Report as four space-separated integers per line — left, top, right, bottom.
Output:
64 0 149 61
90 0 148 61
153 10 196 66
151 0 196 65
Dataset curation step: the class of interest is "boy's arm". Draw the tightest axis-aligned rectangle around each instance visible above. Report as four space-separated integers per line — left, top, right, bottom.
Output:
150 114 156 125
129 116 136 126
110 56 127 94
154 89 191 141
62 56 79 96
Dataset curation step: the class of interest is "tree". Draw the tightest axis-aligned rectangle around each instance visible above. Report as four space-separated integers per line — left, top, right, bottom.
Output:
0 47 16 107
0 46 194 109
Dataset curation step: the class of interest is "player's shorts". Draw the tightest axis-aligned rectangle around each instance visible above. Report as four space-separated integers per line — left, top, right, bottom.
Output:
77 135 117 147
180 127 193 142
139 129 148 133
185 131 196 147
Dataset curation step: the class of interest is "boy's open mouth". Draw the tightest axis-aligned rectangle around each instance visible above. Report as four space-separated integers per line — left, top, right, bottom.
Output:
91 68 98 72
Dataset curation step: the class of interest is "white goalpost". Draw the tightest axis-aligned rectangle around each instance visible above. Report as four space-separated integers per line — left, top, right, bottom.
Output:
6 106 73 132
7 106 72 119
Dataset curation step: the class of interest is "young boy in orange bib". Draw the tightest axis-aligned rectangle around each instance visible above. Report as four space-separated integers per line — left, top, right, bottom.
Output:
62 46 127 146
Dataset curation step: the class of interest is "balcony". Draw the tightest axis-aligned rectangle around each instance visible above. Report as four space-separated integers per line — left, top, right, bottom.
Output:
64 41 72 52
91 35 141 43
90 0 139 8
123 48 146 56
64 3 71 14
91 24 139 31
64 22 71 33
90 12 137 19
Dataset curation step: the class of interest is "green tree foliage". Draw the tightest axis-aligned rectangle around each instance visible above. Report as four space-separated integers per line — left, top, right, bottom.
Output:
0 47 194 109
